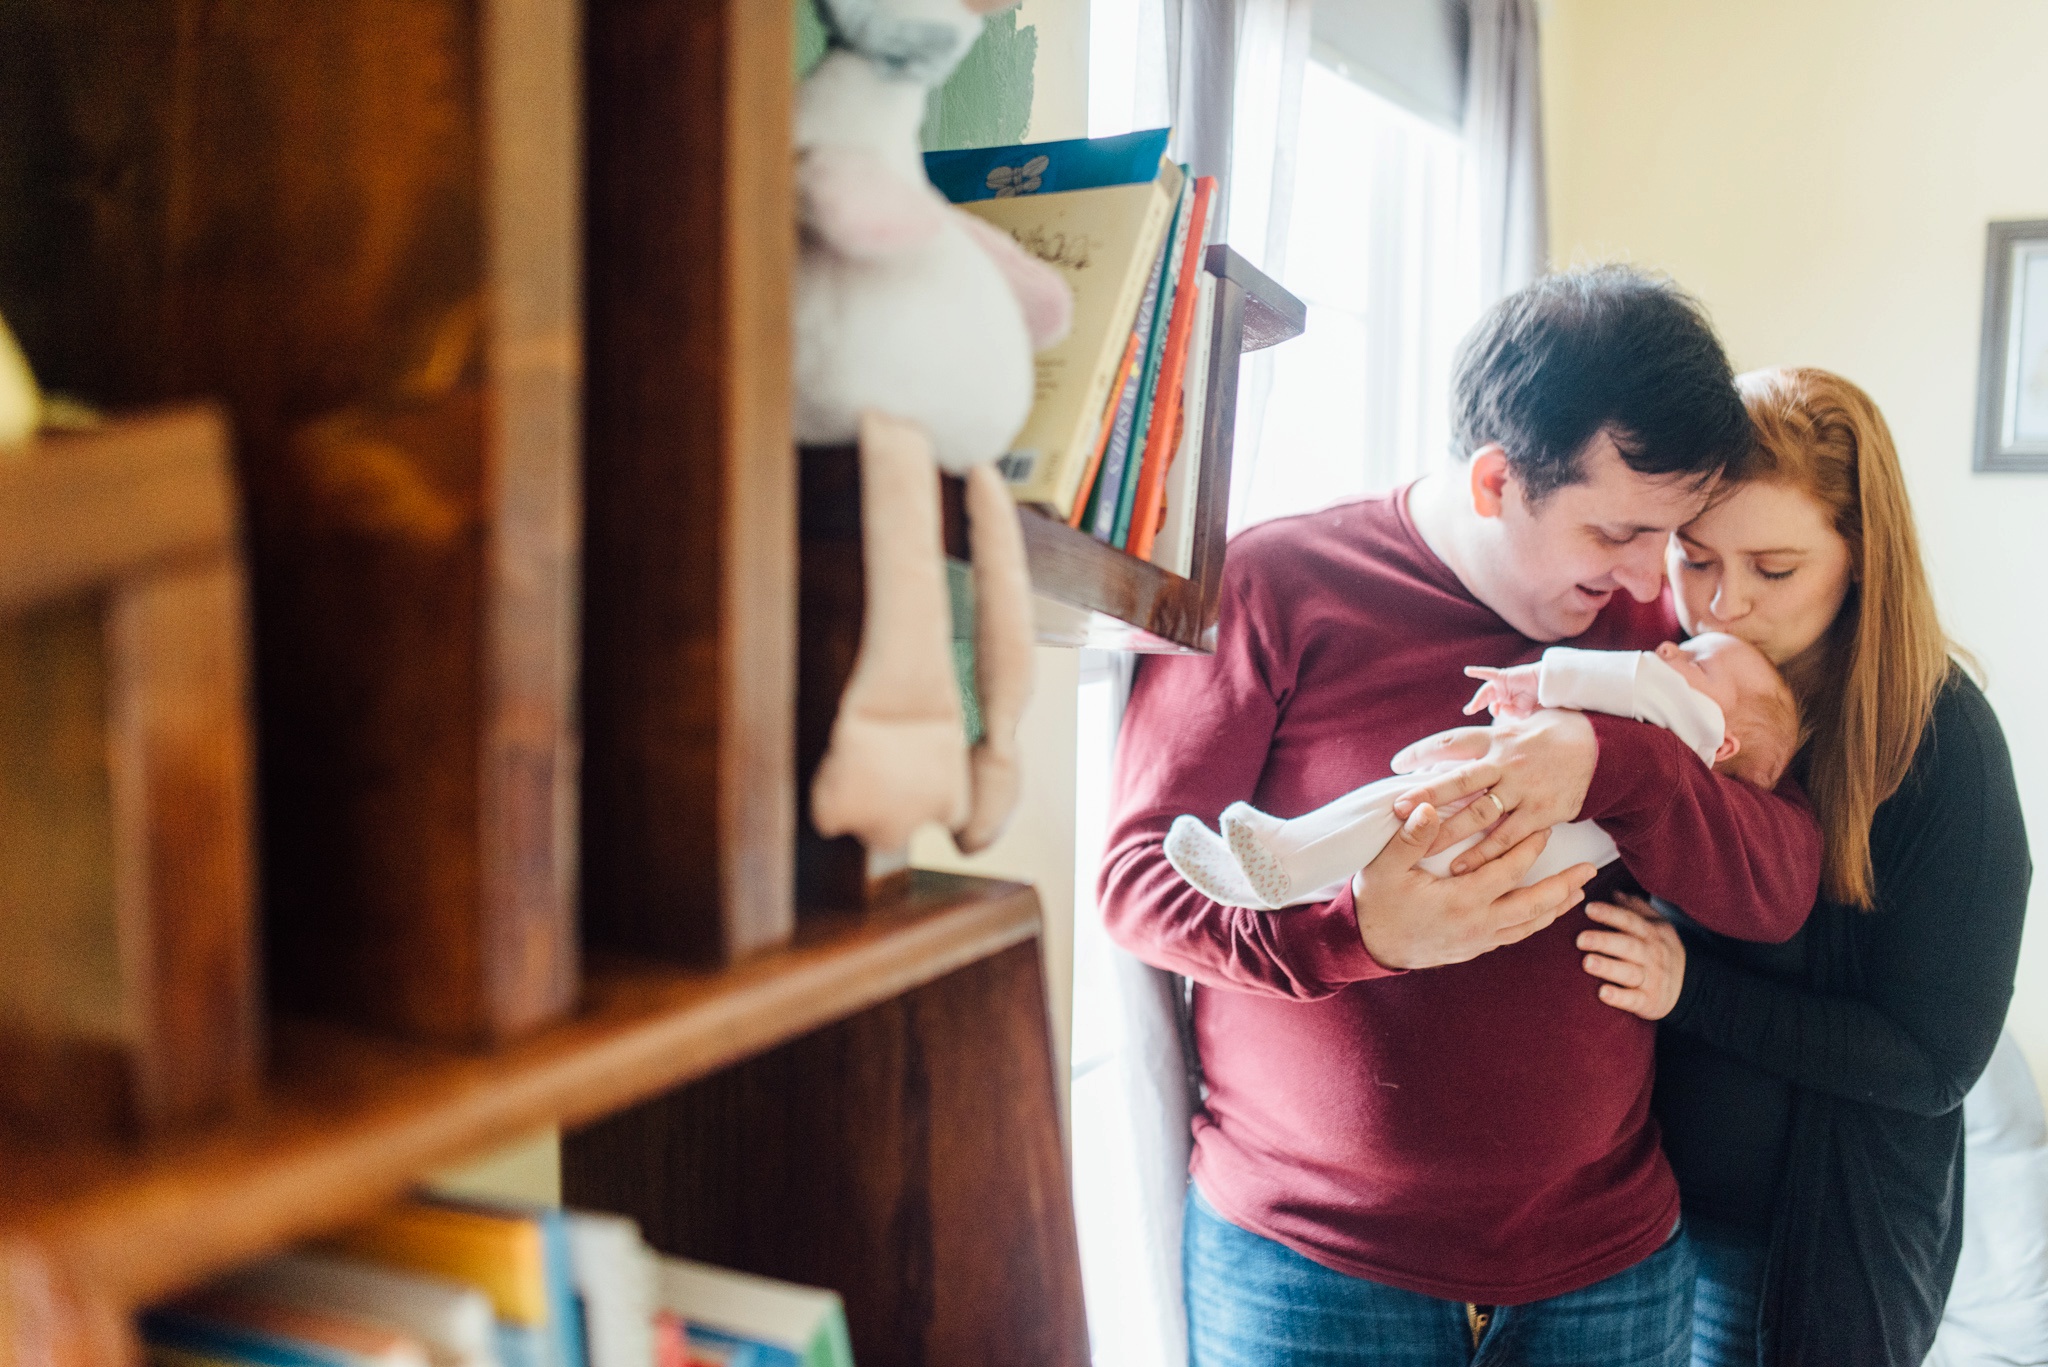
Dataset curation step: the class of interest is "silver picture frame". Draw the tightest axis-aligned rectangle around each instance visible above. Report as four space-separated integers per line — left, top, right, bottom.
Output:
1975 218 2048 472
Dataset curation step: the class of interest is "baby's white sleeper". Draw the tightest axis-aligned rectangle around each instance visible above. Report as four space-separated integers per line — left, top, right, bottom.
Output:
1164 647 1727 910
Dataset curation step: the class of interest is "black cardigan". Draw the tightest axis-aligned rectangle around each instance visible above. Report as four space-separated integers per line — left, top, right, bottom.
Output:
1659 671 2032 1367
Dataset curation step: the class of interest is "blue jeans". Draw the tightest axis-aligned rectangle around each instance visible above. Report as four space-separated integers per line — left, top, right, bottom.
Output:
1685 1218 1767 1367
1184 1185 1696 1366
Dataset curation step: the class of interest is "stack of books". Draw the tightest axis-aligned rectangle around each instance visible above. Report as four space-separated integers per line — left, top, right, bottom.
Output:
926 128 1220 575
140 1196 855 1367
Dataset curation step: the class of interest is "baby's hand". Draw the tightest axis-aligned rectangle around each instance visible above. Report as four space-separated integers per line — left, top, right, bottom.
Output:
1463 664 1542 717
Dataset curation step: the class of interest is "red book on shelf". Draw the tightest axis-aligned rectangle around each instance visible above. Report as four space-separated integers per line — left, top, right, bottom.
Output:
1125 175 1215 562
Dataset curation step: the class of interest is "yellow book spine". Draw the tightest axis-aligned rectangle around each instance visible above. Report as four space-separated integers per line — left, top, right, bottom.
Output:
319 1203 549 1327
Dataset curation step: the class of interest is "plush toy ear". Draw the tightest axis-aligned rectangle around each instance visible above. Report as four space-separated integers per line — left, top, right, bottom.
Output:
954 212 1073 350
800 147 949 261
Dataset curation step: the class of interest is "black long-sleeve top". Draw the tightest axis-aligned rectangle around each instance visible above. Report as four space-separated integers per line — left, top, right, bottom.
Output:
1654 671 2032 1367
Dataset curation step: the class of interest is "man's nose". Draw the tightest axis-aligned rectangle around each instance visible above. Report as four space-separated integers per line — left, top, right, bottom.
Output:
1612 544 1668 603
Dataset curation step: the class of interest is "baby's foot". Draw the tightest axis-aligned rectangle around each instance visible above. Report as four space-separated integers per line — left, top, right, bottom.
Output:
1221 802 1294 907
1165 815 1272 909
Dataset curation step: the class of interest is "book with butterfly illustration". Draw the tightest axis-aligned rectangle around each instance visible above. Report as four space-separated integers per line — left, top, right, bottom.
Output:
926 136 1184 520
922 127 1168 203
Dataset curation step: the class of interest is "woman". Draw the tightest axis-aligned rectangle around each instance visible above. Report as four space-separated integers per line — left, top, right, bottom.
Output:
1577 367 2032 1367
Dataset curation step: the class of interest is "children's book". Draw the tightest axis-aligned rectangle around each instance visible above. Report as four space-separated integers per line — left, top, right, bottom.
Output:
950 156 1185 519
153 1293 432 1367
1083 197 1177 538
1106 171 1198 547
218 1251 500 1367
1125 175 1217 560
922 127 1168 203
563 1211 654 1367
318 1200 553 1367
1149 269 1220 577
654 1257 853 1367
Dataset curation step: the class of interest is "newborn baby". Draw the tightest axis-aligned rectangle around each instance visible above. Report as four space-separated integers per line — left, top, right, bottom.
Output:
1166 633 1800 910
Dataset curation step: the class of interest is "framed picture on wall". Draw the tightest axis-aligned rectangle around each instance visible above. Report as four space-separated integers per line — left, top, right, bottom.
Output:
1974 219 2048 472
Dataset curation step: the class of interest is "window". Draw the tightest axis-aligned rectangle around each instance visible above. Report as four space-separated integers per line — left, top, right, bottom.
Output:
1231 57 1480 530
1070 33 1480 1367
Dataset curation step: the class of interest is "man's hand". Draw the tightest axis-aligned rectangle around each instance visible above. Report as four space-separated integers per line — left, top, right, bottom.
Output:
1388 709 1599 874
1462 663 1542 717
1352 803 1597 970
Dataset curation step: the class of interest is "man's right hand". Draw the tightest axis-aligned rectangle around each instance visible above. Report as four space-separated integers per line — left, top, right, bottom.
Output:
1351 804 1597 970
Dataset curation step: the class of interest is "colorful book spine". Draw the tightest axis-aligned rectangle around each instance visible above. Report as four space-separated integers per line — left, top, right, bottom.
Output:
1125 175 1217 561
1109 172 1199 548
1067 328 1143 529
1084 215 1173 537
1149 269 1219 575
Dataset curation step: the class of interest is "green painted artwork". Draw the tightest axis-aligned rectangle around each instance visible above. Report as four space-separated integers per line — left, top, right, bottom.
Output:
792 1 1038 151
795 1 828 76
922 11 1037 151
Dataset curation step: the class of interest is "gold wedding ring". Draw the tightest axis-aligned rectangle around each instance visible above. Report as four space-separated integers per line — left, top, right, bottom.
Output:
1483 791 1507 820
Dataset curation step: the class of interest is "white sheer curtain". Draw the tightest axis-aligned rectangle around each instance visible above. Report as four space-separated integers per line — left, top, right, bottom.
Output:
1074 6 1310 1364
1230 61 1479 529
1464 0 1548 303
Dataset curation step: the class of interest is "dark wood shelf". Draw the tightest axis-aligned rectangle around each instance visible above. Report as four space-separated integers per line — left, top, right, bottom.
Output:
0 872 1038 1324
975 246 1305 654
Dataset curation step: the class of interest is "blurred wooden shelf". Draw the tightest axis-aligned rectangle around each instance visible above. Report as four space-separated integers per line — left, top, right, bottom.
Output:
0 872 1037 1319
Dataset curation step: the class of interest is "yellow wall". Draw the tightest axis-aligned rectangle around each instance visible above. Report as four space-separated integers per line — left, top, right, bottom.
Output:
1544 0 2048 1092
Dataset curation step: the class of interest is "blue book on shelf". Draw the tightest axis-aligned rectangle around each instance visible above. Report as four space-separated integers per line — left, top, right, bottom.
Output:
141 1311 354 1367
923 127 1170 204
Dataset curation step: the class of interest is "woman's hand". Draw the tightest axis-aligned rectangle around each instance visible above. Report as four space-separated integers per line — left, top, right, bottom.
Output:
1579 893 1686 1020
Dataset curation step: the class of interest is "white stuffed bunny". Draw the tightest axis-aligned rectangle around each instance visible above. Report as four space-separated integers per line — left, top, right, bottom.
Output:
794 0 1070 472
797 0 1068 859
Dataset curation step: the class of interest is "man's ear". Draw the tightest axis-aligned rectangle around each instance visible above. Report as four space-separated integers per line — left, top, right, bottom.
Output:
1468 445 1511 519
1714 733 1741 765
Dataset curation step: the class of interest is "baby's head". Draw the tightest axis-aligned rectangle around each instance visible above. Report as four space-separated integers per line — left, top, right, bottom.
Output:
1653 633 1801 789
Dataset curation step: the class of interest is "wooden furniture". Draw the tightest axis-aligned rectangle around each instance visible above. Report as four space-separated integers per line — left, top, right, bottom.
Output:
0 876 1046 1366
1013 246 1307 655
0 0 582 1046
0 407 258 1141
794 246 1303 905
0 3 1087 1366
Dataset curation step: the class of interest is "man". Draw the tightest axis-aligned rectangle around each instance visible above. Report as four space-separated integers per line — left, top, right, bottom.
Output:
1100 266 1822 1365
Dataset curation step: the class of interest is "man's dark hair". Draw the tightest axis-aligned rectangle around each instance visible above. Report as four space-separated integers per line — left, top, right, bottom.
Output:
1448 264 1750 501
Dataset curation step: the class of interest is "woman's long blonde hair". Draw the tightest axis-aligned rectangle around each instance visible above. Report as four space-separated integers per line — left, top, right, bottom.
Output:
1733 368 1958 908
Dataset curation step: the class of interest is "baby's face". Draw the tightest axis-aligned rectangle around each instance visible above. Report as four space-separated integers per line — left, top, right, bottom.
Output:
1653 633 1777 718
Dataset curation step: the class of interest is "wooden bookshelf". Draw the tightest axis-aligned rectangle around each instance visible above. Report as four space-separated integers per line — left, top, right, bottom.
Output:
801 248 1305 659
0 873 1039 1356
0 1 1091 1364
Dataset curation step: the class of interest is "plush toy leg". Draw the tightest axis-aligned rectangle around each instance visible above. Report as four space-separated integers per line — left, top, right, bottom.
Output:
952 463 1035 854
810 410 972 852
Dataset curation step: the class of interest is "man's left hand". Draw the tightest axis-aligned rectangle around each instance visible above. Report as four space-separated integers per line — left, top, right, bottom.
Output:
1389 708 1599 872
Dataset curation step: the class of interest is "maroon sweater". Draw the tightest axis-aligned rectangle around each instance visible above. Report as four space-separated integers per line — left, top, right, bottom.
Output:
1101 490 1821 1304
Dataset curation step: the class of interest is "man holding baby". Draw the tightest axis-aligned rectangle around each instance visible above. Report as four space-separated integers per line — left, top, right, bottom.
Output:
1099 266 1825 1364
